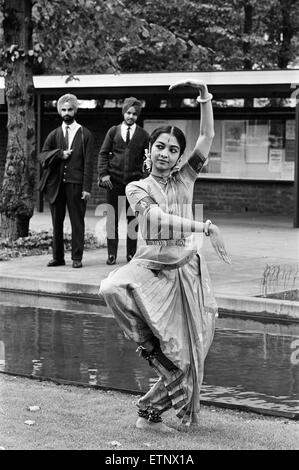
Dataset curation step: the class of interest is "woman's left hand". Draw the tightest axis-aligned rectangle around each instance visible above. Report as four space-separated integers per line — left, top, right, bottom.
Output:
169 79 209 100
208 224 232 264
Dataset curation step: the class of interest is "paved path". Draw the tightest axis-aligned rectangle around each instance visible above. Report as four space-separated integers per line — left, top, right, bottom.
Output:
1 208 299 316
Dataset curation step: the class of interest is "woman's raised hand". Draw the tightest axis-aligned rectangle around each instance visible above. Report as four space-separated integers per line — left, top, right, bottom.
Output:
208 224 232 264
169 80 209 99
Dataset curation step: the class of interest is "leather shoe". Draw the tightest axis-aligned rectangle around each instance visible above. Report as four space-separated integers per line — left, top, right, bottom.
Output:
47 259 65 267
72 260 82 268
106 255 116 265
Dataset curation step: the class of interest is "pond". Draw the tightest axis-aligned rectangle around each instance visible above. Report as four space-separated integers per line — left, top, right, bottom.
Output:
0 291 298 419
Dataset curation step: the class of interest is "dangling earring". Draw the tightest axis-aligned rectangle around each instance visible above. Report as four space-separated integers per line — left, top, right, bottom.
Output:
143 148 152 174
170 157 182 177
143 158 152 173
172 164 180 173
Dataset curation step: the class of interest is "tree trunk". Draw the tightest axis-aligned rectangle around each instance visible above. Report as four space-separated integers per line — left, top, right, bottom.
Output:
243 2 254 107
0 0 36 240
242 2 253 71
277 0 294 68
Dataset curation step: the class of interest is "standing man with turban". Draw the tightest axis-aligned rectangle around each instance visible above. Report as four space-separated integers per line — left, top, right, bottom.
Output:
38 94 94 268
98 97 149 265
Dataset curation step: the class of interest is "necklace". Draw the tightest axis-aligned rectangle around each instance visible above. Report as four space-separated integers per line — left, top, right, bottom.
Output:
151 174 169 185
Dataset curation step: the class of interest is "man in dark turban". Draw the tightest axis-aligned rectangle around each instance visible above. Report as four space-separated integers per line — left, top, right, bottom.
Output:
98 97 149 265
122 97 142 116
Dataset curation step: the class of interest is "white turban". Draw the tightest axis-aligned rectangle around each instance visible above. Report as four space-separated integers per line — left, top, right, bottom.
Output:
57 94 78 113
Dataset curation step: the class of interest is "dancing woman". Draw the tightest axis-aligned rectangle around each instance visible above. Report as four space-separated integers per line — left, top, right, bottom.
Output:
99 80 230 432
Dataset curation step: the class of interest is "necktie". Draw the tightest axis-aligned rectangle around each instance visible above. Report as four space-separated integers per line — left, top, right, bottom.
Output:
126 126 131 145
65 126 70 149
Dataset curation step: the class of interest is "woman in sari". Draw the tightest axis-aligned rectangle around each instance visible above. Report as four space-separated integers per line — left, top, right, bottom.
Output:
99 79 230 432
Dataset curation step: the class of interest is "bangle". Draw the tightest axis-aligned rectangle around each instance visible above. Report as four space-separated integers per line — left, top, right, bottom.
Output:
197 93 213 103
204 219 212 236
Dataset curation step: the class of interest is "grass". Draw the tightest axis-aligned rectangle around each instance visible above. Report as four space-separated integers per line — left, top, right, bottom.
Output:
0 374 298 451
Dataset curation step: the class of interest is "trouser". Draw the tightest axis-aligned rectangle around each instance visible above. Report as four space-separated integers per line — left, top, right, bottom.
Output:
106 183 138 259
49 182 86 261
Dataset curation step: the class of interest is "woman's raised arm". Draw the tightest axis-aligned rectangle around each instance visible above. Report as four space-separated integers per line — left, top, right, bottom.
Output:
169 80 214 172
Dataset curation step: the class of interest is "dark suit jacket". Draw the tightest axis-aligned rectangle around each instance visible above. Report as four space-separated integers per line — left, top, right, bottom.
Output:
98 124 149 186
38 126 94 204
38 149 63 203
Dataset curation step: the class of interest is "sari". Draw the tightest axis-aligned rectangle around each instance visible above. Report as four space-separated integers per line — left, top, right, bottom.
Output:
99 161 217 426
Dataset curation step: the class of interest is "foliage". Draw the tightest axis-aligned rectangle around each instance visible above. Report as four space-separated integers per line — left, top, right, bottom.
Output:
0 0 298 75
203 0 299 70
30 0 210 74
0 229 102 261
256 0 299 68
123 0 299 71
122 0 222 70
0 0 298 240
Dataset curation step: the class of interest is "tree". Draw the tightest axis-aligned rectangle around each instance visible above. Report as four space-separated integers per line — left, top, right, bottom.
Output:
0 0 209 240
1 0 298 240
204 0 299 70
119 0 215 72
0 0 36 239
32 0 210 74
122 0 257 70
129 0 299 71
260 0 299 69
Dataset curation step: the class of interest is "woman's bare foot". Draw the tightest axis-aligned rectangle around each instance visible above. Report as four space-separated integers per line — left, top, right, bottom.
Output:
135 417 177 433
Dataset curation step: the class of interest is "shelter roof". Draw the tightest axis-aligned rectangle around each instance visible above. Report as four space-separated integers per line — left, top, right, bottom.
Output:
1 70 299 99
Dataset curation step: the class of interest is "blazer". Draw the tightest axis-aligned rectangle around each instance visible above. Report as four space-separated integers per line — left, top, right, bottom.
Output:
37 149 63 203
38 126 94 203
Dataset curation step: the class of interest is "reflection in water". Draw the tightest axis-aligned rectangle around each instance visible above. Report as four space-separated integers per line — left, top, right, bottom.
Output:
0 302 298 418
32 358 44 377
0 340 5 372
88 368 98 386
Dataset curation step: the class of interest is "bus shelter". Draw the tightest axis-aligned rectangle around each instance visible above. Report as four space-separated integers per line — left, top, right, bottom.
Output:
0 70 299 226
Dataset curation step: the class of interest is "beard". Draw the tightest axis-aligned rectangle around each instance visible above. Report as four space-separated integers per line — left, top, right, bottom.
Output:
62 115 75 124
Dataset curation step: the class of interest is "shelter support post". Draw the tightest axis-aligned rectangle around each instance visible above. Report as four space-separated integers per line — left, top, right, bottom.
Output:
36 94 43 212
294 97 299 228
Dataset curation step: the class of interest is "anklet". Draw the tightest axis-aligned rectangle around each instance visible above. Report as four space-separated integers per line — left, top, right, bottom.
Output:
137 408 149 419
148 408 162 423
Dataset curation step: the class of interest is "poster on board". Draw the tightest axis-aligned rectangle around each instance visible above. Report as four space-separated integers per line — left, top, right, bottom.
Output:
245 121 269 163
222 120 246 155
268 148 283 173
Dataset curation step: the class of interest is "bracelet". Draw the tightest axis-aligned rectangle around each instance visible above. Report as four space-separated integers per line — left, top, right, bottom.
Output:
204 219 212 236
196 93 213 103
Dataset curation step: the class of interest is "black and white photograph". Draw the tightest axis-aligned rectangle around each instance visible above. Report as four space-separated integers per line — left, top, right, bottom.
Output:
0 0 298 456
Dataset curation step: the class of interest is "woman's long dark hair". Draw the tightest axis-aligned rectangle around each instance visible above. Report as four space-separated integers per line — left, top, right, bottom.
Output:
149 125 186 157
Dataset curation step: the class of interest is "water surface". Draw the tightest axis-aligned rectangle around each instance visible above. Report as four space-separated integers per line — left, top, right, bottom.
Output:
0 293 298 419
